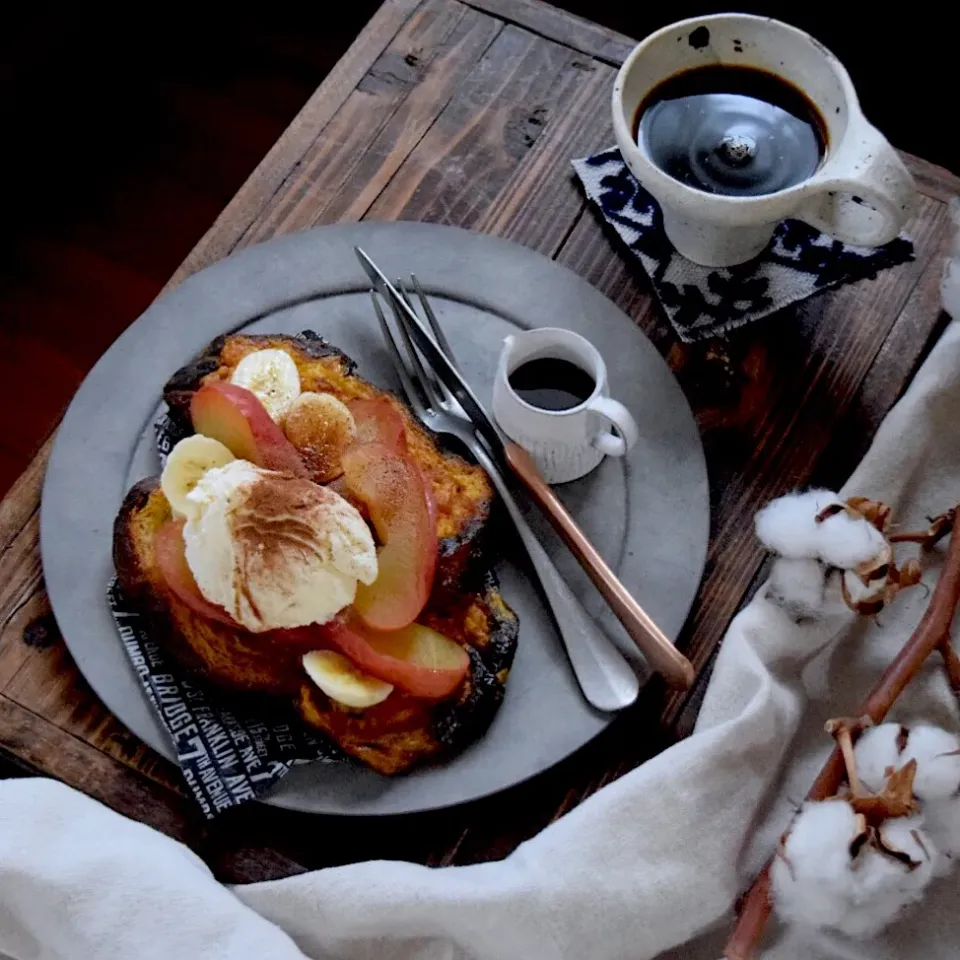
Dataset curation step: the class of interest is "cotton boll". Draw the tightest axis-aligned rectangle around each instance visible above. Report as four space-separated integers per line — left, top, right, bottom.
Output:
772 800 938 939
755 490 844 559
854 724 905 795
840 817 937 938
766 557 828 620
901 725 960 801
754 489 887 571
772 799 861 933
815 510 888 570
855 723 960 801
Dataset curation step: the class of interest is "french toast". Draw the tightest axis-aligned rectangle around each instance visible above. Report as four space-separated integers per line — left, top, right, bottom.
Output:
113 332 518 775
163 331 494 598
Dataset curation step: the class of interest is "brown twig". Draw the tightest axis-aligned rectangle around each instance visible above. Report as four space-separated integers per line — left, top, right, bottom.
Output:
825 717 871 795
724 509 960 960
889 532 939 545
941 638 960 695
888 509 956 547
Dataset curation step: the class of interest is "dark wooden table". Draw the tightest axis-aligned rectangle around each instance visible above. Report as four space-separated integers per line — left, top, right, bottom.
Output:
3 0 958 882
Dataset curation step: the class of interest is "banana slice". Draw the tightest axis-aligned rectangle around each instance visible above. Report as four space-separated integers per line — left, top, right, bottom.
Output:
283 392 357 482
230 349 301 422
161 435 236 518
303 650 393 709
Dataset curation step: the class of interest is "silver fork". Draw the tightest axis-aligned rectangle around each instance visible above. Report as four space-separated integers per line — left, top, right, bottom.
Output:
371 285 640 712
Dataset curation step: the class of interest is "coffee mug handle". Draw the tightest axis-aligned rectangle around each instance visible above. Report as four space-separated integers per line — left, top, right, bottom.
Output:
795 123 915 247
588 396 639 457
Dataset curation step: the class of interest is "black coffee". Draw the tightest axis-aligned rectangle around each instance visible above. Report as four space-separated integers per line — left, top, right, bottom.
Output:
509 357 596 411
634 64 826 197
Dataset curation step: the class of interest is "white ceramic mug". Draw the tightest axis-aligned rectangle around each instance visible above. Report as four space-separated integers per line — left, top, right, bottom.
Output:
492 328 639 484
612 14 916 267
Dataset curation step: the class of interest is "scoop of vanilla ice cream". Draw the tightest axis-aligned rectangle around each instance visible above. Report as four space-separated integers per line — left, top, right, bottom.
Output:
183 460 377 632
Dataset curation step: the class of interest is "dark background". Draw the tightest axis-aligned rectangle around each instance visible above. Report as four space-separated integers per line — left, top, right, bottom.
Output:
0 2 952 494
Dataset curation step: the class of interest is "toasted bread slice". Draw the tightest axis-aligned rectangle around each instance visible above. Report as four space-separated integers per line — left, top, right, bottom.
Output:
163 331 494 598
116 330 516 775
296 585 518 774
114 478 313 695
114 478 518 774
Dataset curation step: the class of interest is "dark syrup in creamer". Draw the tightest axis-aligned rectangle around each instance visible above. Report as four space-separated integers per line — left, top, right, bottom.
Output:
508 357 596 411
634 64 827 197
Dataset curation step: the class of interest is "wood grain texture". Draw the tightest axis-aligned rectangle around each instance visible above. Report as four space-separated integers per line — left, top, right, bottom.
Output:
903 153 960 204
0 512 45 688
461 0 634 65
0 436 49 555
247 0 502 238
365 24 598 225
4 0 958 880
473 60 610 251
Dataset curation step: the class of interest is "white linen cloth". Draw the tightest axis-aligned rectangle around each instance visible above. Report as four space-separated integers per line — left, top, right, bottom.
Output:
3 240 959 960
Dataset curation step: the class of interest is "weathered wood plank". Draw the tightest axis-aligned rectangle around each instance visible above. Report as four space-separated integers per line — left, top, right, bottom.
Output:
161 0 424 293
461 0 960 218
0 436 49 556
366 24 601 226
246 0 501 240
903 153 960 204
0 512 44 687
474 61 610 252
460 0 634 66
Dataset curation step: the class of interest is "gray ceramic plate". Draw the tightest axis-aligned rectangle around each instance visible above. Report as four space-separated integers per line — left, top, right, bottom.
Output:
41 222 709 816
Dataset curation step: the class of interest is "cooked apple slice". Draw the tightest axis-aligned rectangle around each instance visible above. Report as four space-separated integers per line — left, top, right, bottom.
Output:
322 619 468 699
155 521 320 652
348 398 408 454
190 382 307 476
302 650 393 708
154 519 239 626
342 442 436 630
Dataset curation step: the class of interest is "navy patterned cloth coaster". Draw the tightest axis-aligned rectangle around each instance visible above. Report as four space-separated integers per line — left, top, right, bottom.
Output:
572 147 915 343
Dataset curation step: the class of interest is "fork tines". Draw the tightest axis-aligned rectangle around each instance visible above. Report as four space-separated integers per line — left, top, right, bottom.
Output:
369 291 427 417
372 279 457 416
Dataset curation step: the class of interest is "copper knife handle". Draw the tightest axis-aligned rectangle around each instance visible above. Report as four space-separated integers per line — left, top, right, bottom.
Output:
505 442 695 690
